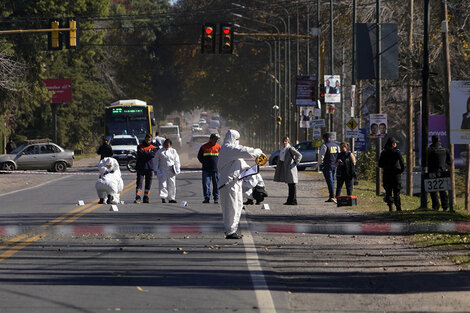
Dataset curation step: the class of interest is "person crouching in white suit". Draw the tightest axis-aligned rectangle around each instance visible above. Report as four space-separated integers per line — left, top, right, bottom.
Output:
96 157 124 204
154 139 181 203
218 130 263 239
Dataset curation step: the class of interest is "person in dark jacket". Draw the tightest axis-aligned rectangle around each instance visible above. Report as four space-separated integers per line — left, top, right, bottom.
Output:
427 135 452 211
97 138 113 160
134 134 158 203
460 96 470 129
335 142 356 197
197 133 221 203
319 133 339 203
378 137 405 212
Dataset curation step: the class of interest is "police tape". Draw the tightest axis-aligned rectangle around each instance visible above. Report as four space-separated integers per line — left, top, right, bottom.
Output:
0 162 317 176
1 221 469 236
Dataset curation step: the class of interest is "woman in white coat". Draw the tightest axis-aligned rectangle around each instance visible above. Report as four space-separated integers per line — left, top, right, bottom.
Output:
154 139 181 203
95 157 124 204
218 130 263 239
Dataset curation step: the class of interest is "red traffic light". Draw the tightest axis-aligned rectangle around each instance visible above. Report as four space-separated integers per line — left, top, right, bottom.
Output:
205 27 213 35
223 28 230 35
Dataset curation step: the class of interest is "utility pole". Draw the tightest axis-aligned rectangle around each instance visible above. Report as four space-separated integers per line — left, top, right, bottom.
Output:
375 0 383 196
441 0 455 211
406 0 414 196
420 0 430 208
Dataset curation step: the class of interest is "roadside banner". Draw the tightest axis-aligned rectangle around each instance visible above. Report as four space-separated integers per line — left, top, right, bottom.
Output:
295 76 317 106
324 74 341 103
450 81 470 144
369 113 387 138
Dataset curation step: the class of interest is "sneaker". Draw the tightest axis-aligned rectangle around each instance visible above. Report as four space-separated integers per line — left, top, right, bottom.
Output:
243 199 254 205
143 196 149 203
169 200 177 203
161 199 166 203
134 196 142 204
202 198 210 204
98 198 105 204
225 233 243 239
332 198 337 204
106 195 113 204
213 199 219 204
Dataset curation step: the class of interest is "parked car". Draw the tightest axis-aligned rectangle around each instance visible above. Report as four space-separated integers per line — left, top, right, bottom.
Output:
191 123 203 134
268 140 319 171
109 134 139 165
0 141 74 172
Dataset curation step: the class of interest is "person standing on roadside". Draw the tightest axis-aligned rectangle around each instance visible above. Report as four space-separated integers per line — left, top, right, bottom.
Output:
378 137 405 212
218 129 263 239
198 133 221 204
97 138 113 160
134 134 158 204
427 135 452 211
273 137 302 205
154 139 181 203
320 133 339 203
335 142 356 197
6 138 16 154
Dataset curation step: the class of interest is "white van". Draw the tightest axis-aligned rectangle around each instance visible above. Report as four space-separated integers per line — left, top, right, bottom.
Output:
159 123 182 148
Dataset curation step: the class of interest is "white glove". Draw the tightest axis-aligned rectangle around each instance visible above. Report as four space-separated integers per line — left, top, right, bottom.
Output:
254 148 263 156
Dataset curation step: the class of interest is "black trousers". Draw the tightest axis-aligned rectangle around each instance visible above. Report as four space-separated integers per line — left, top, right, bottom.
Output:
136 169 153 197
430 190 449 210
287 183 297 203
383 174 401 209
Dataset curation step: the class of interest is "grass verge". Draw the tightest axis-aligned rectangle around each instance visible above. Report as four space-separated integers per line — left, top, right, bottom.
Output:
305 170 470 268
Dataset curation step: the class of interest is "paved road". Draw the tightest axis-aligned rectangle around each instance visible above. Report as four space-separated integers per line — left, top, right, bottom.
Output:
0 163 469 313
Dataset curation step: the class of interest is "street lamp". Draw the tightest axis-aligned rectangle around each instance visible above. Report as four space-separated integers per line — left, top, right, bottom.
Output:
231 3 289 143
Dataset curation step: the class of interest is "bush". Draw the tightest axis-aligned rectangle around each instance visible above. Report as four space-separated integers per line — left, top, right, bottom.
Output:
356 145 377 181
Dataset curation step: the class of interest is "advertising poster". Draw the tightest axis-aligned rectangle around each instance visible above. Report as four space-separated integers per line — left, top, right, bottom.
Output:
369 113 387 138
299 106 315 128
324 74 341 103
450 81 470 144
295 76 317 106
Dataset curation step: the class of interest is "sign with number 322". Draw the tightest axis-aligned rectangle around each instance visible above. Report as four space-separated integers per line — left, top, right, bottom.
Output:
424 172 451 192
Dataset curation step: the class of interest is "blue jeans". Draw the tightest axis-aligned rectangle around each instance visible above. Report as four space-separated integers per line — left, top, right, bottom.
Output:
202 171 219 200
322 167 337 199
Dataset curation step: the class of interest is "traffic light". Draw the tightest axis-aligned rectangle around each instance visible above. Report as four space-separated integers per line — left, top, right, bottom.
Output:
48 19 62 50
201 24 216 54
65 19 77 49
219 24 233 54
276 115 282 125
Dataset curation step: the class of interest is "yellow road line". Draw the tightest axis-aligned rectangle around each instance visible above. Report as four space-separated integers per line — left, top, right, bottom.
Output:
0 181 136 261
0 232 47 262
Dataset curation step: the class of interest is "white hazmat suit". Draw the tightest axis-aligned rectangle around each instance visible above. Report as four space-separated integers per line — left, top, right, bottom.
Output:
242 173 265 200
218 130 262 236
154 146 181 201
95 157 124 204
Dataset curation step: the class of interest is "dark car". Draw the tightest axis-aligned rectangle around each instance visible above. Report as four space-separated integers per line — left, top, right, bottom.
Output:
268 140 318 171
0 141 74 172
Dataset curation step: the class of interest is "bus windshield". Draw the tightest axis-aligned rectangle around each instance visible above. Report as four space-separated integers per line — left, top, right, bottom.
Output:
105 106 150 141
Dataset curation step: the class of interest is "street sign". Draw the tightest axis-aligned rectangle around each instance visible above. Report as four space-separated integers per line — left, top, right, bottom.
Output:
310 119 325 128
424 172 451 192
346 117 359 139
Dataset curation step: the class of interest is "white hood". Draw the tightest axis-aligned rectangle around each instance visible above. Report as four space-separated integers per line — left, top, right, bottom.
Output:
218 129 263 188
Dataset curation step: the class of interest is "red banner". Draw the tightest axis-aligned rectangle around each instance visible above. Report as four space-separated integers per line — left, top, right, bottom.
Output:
43 78 72 103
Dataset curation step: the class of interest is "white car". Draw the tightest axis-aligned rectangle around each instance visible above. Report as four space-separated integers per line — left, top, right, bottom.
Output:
109 135 139 164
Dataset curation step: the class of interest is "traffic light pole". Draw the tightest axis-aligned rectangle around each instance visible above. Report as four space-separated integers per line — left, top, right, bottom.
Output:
0 27 76 35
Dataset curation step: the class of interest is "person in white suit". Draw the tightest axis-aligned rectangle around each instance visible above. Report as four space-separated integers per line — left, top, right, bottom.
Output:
218 130 263 239
154 139 181 203
95 157 124 204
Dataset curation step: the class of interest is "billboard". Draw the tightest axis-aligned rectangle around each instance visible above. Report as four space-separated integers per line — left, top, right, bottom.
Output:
450 81 470 144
